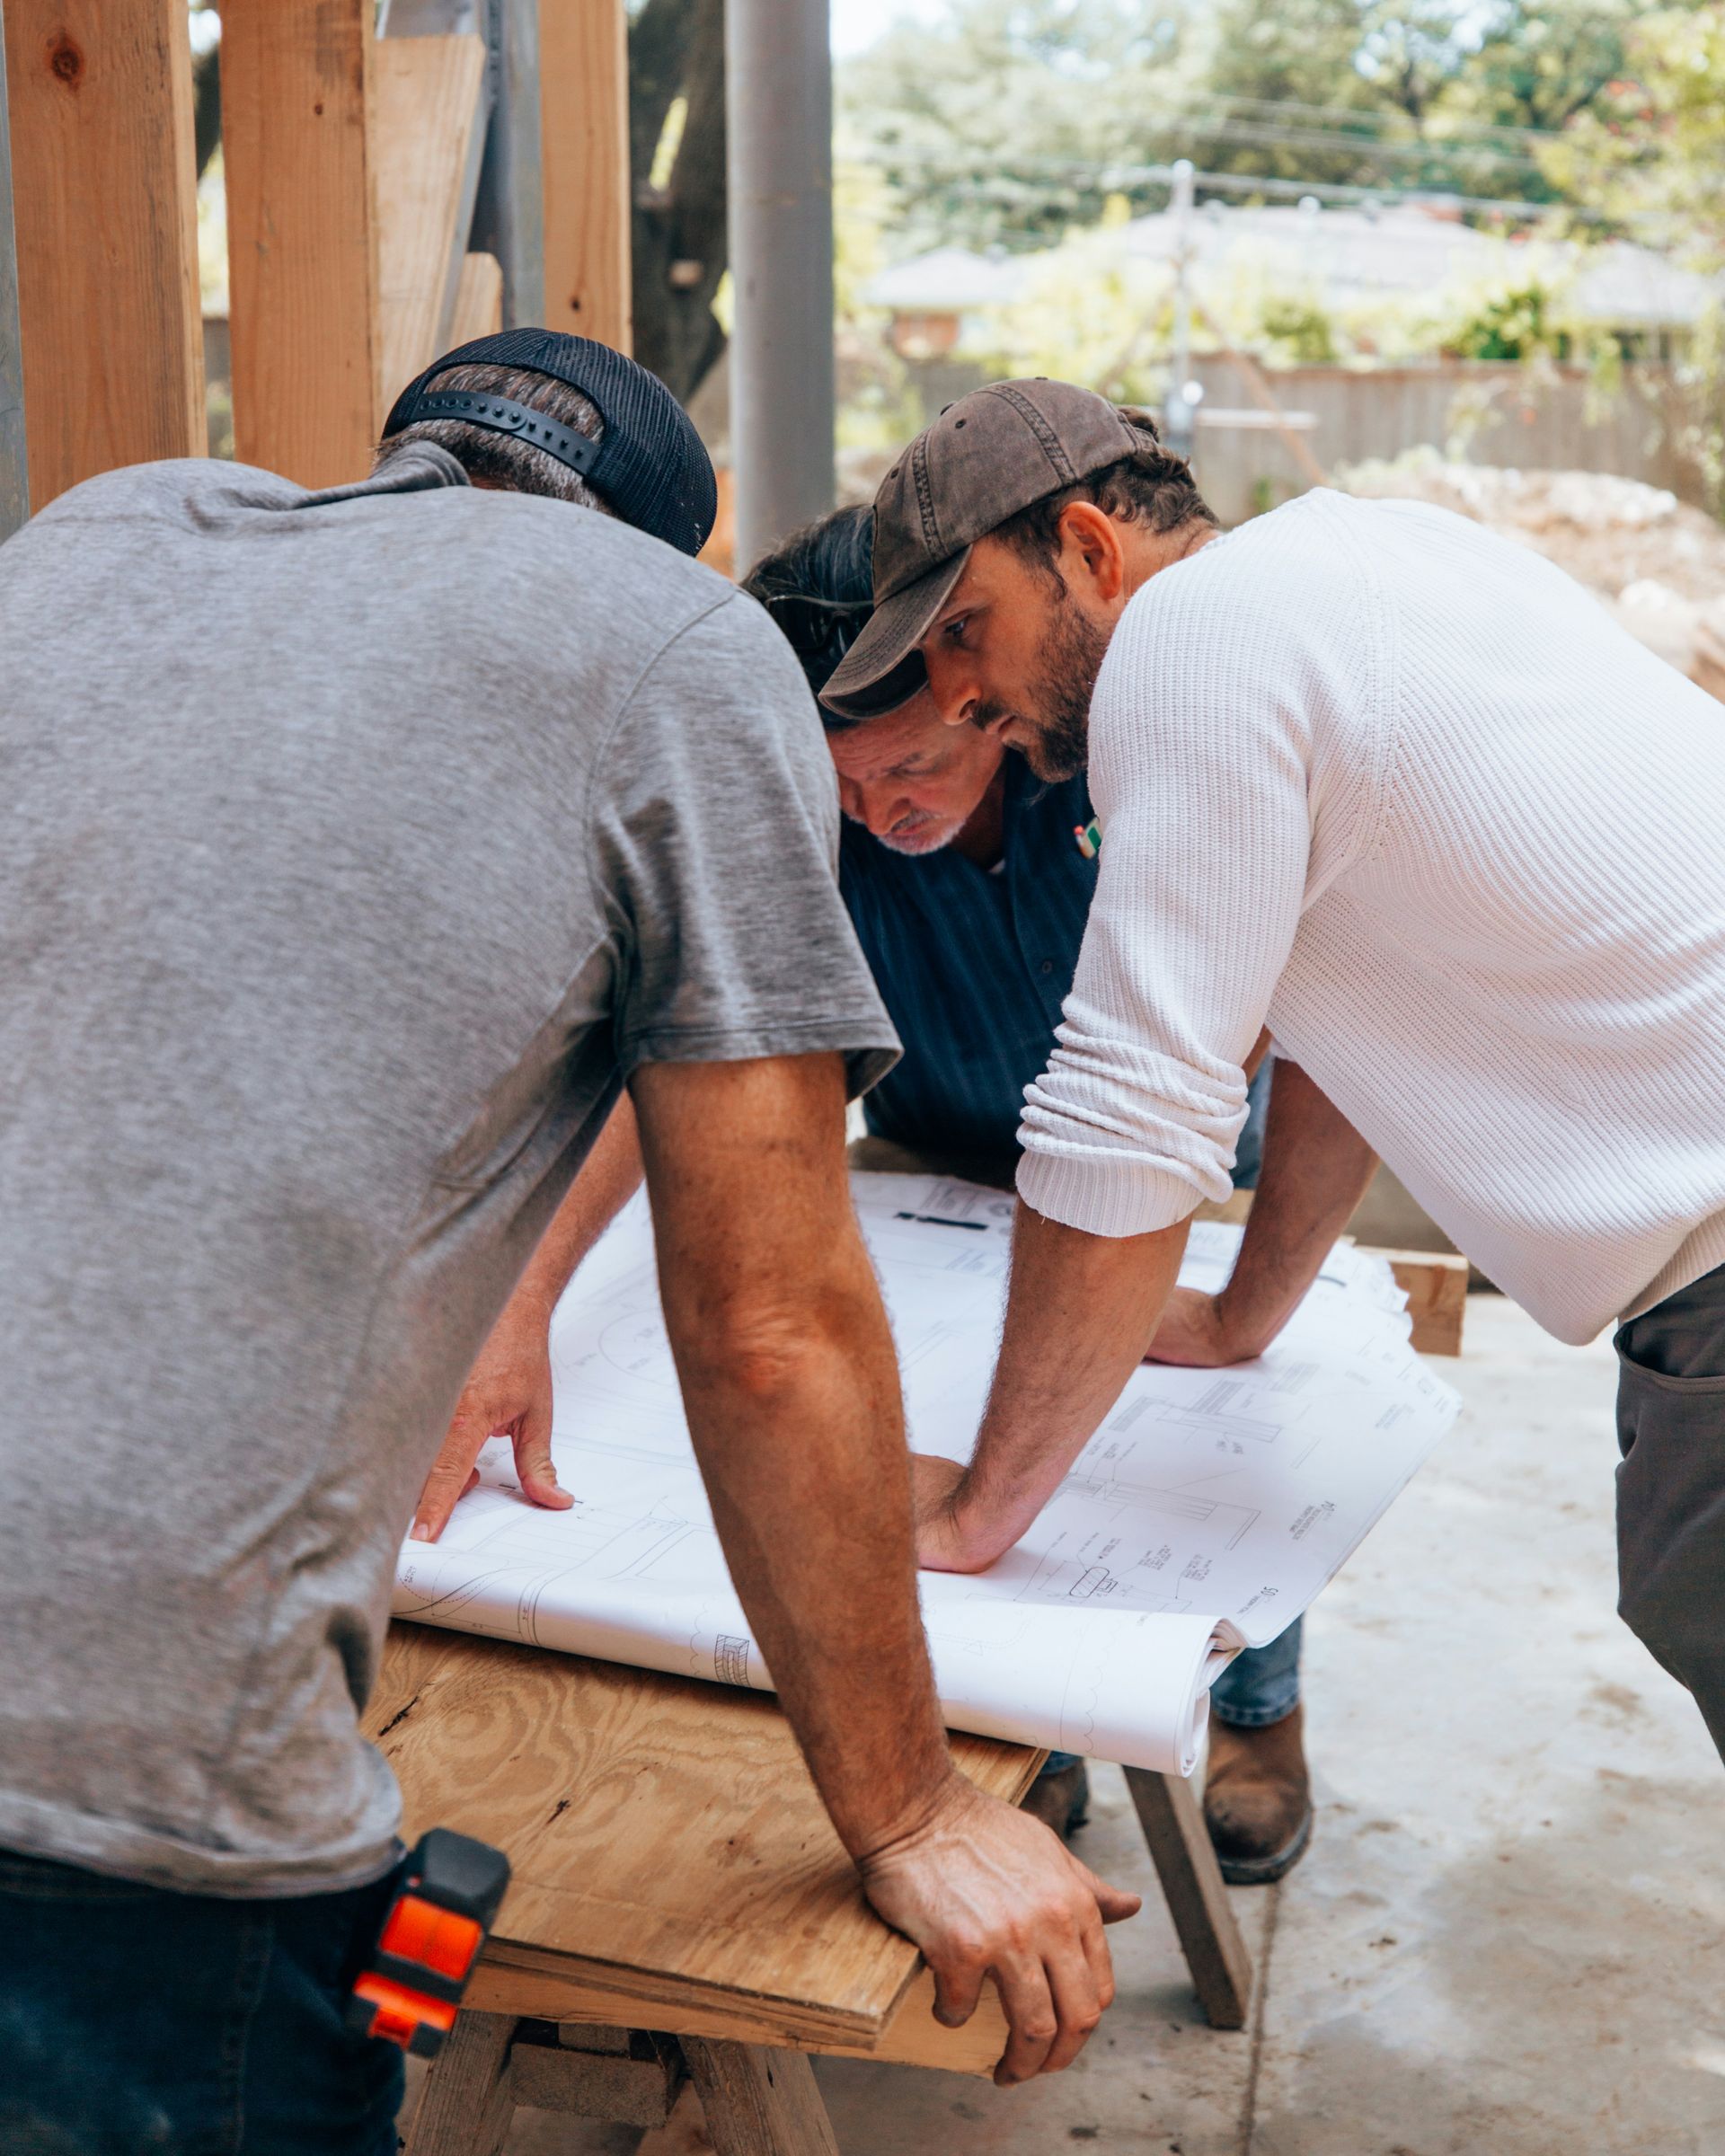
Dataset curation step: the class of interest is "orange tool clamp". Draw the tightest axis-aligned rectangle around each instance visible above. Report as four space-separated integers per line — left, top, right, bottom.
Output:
347 1828 511 2057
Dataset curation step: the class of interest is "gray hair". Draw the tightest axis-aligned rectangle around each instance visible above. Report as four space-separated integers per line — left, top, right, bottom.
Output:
375 362 611 512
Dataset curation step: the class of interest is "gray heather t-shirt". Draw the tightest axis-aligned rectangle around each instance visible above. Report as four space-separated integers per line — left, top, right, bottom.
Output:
0 448 898 1895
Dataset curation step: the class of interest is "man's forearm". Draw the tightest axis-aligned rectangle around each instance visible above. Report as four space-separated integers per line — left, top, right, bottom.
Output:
1215 1060 1377 1353
667 1285 954 1857
942 1205 1191 1568
511 1093 644 1318
636 1056 954 1858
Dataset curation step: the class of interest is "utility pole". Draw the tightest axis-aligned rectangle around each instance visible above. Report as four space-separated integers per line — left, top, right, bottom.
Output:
726 0 836 573
0 23 26 538
1163 158 1199 464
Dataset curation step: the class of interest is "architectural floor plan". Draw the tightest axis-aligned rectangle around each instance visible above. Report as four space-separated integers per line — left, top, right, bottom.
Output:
395 1172 1459 1773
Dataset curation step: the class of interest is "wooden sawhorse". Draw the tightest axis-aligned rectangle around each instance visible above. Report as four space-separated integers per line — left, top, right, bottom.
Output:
372 1623 1251 2154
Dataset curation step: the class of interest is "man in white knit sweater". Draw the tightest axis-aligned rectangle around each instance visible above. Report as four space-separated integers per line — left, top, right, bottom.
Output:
825 380 1725 1765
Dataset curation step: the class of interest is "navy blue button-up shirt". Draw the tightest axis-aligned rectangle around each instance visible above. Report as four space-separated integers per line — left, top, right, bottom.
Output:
840 756 1268 1181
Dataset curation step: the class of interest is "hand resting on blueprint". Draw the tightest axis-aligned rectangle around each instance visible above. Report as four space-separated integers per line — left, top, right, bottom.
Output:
909 1449 993 1573
1142 1286 1255 1368
411 1294 571 1542
411 1096 647 1542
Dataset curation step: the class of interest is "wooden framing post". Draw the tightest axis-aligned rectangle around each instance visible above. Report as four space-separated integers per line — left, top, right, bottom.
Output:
0 25 27 537
2 0 203 508
540 0 632 350
222 0 382 487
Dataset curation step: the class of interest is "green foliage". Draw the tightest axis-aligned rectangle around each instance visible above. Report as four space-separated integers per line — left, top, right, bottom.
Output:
836 0 1721 261
1257 295 1341 362
1443 280 1570 359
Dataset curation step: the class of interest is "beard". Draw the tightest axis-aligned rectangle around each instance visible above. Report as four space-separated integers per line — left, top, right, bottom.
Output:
975 593 1111 783
877 809 969 856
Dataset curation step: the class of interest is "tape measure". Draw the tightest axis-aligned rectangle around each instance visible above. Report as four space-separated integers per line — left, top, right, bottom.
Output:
347 1829 511 2057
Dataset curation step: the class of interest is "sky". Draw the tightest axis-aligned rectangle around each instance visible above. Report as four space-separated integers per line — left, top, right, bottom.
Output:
831 0 951 58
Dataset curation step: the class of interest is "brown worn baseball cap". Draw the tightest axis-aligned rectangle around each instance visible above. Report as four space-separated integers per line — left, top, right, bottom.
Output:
821 379 1146 720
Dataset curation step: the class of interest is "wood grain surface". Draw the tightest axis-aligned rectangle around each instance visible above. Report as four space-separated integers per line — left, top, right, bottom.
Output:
540 0 632 349
3 0 203 504
223 0 380 487
367 1622 1039 2046
374 31 488 407
449 252 505 346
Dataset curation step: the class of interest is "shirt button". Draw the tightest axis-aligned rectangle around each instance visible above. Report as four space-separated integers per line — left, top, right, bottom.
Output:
1039 960 1055 976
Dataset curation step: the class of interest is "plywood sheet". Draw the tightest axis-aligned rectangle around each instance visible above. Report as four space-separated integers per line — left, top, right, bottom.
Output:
367 1621 1039 2046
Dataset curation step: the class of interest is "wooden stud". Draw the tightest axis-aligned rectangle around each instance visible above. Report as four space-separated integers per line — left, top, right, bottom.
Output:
472 0 545 328
681 2038 841 2156
222 0 381 487
3 0 203 507
1381 1248 1469 1357
449 252 506 344
1123 1767 1253 2031
0 23 27 537
540 0 632 350
402 2010 518 2156
373 31 490 405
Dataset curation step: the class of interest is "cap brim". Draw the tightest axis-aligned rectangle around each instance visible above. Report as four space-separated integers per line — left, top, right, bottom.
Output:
819 549 970 720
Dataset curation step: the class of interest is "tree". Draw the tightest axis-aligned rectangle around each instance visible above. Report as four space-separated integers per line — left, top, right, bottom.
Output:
836 0 1721 253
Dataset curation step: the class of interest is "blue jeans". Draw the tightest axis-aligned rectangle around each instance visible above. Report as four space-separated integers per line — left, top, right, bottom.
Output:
0 1846 403 2156
1041 1617 1303 1777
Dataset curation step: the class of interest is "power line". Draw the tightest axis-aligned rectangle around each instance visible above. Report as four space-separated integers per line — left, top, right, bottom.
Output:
849 151 1632 230
1189 91 1588 150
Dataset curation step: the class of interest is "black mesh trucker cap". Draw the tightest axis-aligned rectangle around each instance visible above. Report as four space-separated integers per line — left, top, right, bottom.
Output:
821 380 1146 720
383 329 718 559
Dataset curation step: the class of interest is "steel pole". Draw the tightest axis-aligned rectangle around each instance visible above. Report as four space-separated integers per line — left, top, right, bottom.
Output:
1163 158 1196 463
726 0 836 573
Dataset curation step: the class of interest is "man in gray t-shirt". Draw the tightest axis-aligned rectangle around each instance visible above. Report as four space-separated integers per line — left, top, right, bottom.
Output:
0 333 1134 2149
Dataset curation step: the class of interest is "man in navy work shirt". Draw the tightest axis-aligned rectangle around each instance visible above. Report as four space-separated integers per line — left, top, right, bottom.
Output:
738 506 1307 1884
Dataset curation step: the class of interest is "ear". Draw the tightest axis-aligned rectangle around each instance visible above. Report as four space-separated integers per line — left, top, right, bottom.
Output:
1056 500 1127 603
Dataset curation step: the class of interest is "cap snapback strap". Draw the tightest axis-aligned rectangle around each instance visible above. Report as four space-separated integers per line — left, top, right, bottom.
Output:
402 390 602 482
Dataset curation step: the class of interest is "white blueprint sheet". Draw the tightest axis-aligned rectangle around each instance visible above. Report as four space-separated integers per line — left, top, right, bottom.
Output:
394 1172 1460 1775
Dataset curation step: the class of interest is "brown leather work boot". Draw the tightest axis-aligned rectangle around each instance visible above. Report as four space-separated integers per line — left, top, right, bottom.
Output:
1020 1759 1090 1839
1203 1705 1313 1885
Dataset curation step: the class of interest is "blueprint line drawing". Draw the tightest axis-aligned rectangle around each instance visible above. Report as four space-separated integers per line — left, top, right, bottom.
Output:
394 1172 1460 1776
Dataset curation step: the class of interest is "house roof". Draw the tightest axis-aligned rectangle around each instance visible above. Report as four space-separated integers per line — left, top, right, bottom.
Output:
863 201 1719 330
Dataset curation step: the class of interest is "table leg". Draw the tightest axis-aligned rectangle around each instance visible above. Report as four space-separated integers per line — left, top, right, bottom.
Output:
402 2009 519 2156
1124 1766 1253 2030
681 2037 841 2156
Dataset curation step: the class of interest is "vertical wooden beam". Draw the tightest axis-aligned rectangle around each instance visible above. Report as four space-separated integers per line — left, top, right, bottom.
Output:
222 0 381 487
450 253 506 345
373 32 491 405
1123 1767 1253 2031
2 0 203 508
540 0 632 351
680 2039 841 2156
472 0 545 329
0 25 28 538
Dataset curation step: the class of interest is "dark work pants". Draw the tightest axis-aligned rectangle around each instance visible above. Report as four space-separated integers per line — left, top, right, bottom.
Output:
1615 1257 1725 1763
0 1847 402 2156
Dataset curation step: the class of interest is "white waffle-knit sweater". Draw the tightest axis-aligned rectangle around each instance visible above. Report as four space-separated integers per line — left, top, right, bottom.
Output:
1016 489 1725 1344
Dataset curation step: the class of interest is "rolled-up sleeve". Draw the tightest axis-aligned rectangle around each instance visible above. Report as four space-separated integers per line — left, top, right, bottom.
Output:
1016 568 1339 1237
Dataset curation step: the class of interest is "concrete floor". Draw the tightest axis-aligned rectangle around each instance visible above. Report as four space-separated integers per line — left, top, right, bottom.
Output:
411 1297 1725 2154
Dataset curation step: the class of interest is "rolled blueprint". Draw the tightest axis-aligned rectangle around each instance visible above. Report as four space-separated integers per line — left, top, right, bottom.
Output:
394 1173 1459 1776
